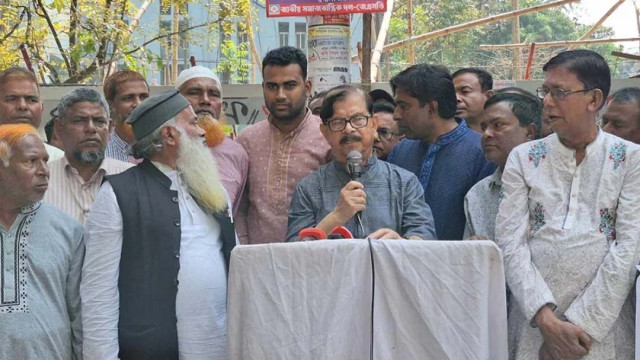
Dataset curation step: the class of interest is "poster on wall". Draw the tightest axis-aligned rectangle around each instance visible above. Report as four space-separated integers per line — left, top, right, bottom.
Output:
307 15 351 95
266 0 386 17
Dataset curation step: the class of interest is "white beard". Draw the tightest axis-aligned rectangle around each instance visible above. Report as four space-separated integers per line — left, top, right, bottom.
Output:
175 132 227 213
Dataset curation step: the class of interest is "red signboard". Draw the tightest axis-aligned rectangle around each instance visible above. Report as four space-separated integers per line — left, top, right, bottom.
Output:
266 0 387 17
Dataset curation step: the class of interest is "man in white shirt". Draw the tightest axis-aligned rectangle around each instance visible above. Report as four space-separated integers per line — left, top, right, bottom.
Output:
82 90 237 359
44 88 132 223
496 49 640 359
0 124 84 359
175 66 248 215
0 67 64 161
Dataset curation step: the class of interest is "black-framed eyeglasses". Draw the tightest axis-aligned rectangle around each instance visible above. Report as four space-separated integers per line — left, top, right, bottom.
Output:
376 127 402 141
326 114 370 132
536 87 594 100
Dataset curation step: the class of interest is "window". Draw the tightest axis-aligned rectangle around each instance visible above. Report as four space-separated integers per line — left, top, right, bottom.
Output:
238 24 249 59
278 22 289 47
295 22 306 53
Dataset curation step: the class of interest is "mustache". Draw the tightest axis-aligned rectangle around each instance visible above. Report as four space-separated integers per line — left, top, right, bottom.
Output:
340 134 362 144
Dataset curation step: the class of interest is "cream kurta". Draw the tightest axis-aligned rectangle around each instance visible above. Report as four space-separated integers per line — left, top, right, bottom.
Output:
495 131 640 360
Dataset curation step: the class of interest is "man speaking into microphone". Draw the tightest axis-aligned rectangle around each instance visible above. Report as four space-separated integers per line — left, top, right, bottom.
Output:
286 85 436 241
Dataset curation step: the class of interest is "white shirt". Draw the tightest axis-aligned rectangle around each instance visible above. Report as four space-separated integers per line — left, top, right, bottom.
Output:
82 163 229 359
495 131 640 359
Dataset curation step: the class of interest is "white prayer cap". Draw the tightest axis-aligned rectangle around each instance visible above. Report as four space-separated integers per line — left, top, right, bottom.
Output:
175 65 221 90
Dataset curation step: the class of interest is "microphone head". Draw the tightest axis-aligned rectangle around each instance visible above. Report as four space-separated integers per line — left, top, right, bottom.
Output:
346 150 362 180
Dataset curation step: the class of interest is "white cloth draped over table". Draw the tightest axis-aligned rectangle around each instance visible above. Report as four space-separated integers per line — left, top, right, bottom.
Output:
227 240 508 360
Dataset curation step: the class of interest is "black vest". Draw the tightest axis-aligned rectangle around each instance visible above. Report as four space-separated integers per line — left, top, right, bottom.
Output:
107 160 236 360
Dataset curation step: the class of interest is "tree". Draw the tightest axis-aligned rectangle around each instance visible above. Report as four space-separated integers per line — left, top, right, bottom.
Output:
384 0 621 80
0 0 254 84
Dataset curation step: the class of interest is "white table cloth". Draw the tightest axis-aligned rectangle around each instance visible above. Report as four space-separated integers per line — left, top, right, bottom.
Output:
227 240 508 360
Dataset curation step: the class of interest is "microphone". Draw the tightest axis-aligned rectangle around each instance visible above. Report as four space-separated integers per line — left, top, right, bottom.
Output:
346 150 362 180
298 228 327 241
328 226 353 239
346 150 364 237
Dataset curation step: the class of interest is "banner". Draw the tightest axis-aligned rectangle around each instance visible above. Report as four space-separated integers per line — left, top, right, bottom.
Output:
266 0 387 17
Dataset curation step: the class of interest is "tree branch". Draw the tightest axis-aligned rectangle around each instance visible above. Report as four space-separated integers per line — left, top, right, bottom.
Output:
32 50 60 83
124 20 220 55
33 0 73 74
0 6 28 46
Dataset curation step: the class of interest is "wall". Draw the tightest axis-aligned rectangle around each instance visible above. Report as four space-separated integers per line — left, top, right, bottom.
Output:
39 79 640 126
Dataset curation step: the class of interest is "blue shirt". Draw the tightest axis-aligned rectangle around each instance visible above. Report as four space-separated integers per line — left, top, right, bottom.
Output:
105 132 130 163
388 120 495 240
286 155 437 241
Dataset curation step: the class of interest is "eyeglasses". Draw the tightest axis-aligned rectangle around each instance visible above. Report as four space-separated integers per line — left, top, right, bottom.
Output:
326 114 370 132
536 87 594 100
376 127 402 141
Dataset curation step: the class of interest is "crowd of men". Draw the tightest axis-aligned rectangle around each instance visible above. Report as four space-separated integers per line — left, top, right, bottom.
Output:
1 46 640 359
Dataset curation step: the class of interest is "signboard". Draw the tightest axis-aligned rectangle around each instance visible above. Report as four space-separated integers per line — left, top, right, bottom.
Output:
266 0 387 17
307 15 351 95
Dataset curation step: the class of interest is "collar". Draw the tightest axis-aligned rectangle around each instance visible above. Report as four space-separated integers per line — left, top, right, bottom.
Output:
432 118 469 146
268 108 314 137
488 168 503 189
20 201 41 215
552 127 604 161
139 159 174 190
62 156 109 183
331 154 378 180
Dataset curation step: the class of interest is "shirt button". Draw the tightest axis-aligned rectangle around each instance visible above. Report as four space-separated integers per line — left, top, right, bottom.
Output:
174 251 180 259
174 219 180 226
172 196 179 203
174 279 179 286
571 193 577 199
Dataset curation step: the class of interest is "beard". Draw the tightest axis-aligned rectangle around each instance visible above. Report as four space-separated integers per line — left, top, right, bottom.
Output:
197 114 226 148
267 99 307 123
176 131 228 213
119 122 136 144
73 149 105 164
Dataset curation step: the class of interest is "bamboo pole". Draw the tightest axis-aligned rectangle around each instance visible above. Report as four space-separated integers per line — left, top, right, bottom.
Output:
479 37 640 50
512 0 520 79
245 10 261 83
382 0 578 53
577 0 626 41
407 0 414 65
362 14 372 91
172 5 179 84
612 51 640 60
634 0 640 52
370 0 395 81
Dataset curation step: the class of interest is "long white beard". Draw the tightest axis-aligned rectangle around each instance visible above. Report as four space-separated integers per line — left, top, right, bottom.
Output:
176 133 228 213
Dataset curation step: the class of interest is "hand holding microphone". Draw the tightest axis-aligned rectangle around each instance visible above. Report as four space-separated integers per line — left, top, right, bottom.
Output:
333 181 366 223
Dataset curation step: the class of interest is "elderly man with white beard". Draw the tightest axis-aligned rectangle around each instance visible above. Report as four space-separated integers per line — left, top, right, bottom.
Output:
175 66 248 216
81 90 237 360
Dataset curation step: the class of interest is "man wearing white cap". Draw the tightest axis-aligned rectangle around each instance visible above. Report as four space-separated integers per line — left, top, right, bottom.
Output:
175 66 248 215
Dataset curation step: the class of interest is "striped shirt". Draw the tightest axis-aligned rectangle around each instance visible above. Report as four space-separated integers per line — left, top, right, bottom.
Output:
43 156 133 223
105 132 132 163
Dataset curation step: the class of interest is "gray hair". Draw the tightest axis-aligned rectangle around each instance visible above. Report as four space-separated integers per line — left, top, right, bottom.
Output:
58 88 110 119
131 118 177 159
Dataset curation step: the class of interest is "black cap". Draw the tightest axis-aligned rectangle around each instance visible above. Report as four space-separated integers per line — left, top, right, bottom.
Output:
126 90 190 140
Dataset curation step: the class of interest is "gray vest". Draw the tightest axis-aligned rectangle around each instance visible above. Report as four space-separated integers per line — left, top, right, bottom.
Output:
107 159 235 360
